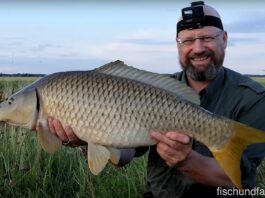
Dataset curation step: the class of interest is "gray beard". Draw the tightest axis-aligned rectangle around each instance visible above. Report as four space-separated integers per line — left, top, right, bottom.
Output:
180 51 225 81
184 63 222 81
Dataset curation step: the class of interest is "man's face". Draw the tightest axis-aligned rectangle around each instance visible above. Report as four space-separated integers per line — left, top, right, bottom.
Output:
177 26 227 81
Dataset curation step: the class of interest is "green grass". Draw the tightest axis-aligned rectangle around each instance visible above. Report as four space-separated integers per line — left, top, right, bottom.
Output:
0 77 40 102
251 77 265 86
0 125 147 197
1 76 265 197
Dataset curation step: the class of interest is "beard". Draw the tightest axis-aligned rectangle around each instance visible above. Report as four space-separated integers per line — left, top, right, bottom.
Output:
179 51 225 81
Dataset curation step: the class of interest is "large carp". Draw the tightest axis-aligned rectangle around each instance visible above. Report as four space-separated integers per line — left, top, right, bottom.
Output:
0 60 265 188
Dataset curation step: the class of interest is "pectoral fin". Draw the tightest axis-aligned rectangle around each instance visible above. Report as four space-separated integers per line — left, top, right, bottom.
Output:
37 119 61 154
87 142 110 175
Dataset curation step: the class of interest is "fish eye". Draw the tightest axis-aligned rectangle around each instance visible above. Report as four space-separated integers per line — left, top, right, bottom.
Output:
8 101 12 105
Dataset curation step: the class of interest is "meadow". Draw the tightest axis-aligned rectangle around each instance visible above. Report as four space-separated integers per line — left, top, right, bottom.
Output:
0 77 265 197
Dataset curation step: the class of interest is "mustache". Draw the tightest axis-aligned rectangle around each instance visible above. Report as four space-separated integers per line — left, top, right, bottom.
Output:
189 52 212 59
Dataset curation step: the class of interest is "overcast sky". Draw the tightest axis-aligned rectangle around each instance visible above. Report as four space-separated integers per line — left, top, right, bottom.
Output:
0 0 265 74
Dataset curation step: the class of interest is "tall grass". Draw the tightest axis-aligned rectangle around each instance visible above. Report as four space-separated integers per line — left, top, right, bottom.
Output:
1 76 265 197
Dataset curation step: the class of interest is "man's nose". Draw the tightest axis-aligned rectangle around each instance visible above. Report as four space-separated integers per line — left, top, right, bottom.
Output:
192 39 206 53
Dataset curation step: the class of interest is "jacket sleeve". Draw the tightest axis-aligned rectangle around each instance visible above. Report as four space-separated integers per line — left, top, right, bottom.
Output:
116 146 149 166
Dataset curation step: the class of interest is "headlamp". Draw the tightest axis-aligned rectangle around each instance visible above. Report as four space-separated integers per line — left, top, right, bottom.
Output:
177 1 223 36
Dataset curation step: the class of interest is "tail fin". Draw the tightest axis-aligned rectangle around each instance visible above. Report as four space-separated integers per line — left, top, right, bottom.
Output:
211 122 265 189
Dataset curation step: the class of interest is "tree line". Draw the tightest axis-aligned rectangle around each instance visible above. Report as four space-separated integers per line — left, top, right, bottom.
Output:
0 73 45 77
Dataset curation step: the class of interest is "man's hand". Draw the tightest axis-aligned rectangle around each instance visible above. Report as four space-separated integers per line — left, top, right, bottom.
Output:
150 131 192 167
48 118 86 147
151 131 235 187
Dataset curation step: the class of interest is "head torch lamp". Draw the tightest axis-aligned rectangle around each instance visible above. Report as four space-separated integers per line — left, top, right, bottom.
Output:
177 1 223 36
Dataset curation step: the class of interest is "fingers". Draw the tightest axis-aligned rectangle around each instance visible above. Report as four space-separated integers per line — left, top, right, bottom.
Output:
156 142 177 158
48 117 56 135
48 117 83 147
166 132 190 144
51 118 68 142
151 132 191 149
150 131 192 167
64 126 79 142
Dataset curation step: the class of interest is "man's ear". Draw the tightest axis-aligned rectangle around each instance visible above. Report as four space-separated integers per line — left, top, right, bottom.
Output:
222 31 228 49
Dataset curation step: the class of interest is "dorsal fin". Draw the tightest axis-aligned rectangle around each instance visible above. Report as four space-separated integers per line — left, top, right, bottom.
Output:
96 60 200 104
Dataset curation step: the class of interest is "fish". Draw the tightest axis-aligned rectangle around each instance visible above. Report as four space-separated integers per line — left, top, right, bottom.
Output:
0 60 265 189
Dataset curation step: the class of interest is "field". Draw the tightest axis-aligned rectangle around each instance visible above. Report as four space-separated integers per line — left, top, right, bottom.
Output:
0 76 265 197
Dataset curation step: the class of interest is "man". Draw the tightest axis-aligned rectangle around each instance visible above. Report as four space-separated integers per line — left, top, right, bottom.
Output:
48 1 265 197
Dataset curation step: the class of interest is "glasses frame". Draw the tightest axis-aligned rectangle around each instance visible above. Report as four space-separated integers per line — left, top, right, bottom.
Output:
177 31 224 46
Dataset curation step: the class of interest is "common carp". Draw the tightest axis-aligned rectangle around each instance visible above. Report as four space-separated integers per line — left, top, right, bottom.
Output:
0 60 265 188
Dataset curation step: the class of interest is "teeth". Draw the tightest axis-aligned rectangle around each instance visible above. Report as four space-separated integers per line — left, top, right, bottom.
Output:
193 56 208 61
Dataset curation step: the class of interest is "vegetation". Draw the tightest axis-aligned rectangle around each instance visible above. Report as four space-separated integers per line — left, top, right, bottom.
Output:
251 77 265 86
0 76 265 197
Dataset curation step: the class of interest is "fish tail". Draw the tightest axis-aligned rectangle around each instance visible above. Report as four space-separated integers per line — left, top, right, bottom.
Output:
211 122 265 189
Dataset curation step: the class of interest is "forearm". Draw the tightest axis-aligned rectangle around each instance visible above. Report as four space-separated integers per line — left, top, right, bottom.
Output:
177 150 235 188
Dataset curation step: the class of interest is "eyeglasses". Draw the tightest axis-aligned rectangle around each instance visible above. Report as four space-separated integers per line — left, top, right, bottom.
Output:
177 31 224 46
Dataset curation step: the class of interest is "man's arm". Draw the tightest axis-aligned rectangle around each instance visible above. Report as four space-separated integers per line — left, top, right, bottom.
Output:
150 132 235 188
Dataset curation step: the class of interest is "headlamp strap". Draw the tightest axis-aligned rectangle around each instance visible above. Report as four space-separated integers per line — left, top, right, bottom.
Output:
177 16 223 36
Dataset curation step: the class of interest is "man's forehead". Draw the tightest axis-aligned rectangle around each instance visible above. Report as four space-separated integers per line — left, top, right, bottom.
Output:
178 26 219 38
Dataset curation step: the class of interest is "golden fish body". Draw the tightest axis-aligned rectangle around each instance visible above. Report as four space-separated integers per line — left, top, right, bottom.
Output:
37 71 231 149
1 61 265 188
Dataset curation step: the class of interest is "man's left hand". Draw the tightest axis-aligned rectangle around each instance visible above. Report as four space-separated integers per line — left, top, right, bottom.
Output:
150 131 192 168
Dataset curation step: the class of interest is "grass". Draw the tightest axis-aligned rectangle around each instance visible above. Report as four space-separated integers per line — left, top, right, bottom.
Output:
251 77 265 86
1 76 265 197
0 123 147 198
0 77 40 102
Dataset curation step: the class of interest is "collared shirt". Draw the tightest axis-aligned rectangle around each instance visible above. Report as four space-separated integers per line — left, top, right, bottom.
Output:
146 67 265 198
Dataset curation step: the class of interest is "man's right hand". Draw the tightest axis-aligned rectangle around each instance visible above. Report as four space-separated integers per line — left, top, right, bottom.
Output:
48 118 87 147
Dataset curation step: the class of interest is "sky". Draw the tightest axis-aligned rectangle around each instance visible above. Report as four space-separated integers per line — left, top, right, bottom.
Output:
0 0 265 75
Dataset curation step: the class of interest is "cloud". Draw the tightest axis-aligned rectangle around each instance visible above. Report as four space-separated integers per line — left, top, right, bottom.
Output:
225 12 265 33
225 42 265 74
29 43 62 52
0 57 108 74
0 36 25 50
0 66 21 73
84 29 178 73
87 40 179 73
227 32 265 47
0 37 82 60
120 38 172 46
